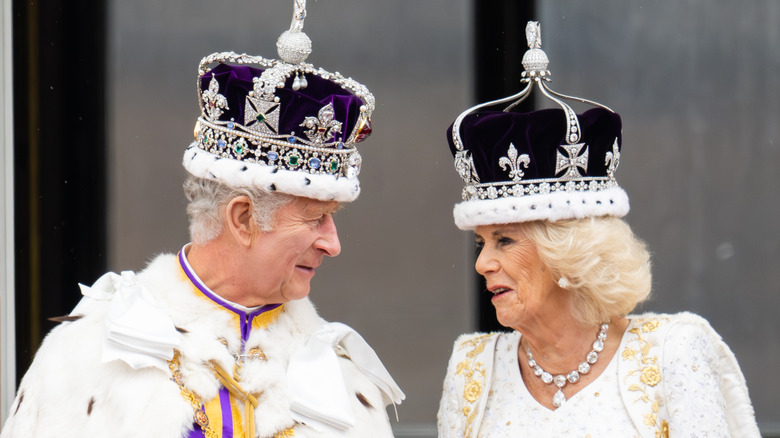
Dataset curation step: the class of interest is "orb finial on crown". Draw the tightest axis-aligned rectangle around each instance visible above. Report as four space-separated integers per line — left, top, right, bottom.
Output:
521 21 550 76
276 0 312 64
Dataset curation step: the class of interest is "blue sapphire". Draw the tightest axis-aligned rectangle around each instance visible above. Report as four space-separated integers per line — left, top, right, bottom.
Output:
267 151 278 161
227 121 235 130
217 140 226 149
337 142 345 149
288 136 297 144
308 158 321 169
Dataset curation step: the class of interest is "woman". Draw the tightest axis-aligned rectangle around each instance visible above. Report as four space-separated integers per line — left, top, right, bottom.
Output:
437 21 759 438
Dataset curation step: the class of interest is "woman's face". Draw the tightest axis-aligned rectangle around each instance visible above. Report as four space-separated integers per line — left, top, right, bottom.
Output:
474 223 562 331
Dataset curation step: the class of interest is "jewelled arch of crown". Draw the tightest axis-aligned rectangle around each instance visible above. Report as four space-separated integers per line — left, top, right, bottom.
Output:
194 0 375 180
451 21 620 202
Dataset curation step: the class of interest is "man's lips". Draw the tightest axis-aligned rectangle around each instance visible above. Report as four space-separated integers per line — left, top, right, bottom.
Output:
295 262 320 275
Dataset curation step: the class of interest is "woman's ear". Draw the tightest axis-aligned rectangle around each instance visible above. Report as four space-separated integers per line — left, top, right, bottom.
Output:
224 195 256 247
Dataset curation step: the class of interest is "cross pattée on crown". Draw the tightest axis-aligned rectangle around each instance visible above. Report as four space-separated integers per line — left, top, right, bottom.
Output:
555 143 589 180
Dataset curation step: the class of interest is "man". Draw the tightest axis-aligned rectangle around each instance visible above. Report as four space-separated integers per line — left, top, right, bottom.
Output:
1 4 403 437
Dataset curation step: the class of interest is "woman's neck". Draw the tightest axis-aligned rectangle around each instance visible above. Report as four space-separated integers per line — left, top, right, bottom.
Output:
519 315 628 373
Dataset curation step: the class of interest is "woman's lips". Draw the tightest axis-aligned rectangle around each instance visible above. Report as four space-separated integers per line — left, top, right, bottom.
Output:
489 286 512 298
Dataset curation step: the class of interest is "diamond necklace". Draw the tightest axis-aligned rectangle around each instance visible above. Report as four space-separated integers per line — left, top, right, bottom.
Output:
525 323 609 408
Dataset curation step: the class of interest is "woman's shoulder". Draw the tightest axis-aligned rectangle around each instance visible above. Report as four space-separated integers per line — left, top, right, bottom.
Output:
444 331 519 375
625 311 739 376
627 311 722 344
451 331 518 351
625 313 759 436
440 332 518 436
629 310 709 324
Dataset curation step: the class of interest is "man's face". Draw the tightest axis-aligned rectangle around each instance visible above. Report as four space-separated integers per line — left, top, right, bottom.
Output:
246 197 341 306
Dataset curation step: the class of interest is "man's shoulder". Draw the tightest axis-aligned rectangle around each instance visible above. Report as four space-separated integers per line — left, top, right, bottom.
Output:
134 252 181 287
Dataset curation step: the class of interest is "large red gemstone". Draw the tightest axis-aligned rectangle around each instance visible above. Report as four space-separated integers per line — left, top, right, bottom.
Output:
355 117 372 142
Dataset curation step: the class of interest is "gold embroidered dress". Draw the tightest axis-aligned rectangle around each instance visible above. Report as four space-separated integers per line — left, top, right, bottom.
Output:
437 313 760 438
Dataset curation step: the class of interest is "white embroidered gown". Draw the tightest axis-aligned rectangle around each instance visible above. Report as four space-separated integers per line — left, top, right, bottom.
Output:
437 313 760 438
480 331 641 437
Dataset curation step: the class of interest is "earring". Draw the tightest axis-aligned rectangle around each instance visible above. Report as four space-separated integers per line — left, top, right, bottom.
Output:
558 277 570 289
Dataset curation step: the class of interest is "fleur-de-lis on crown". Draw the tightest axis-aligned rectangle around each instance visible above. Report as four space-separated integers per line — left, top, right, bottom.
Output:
454 150 480 183
202 74 229 120
300 103 343 144
498 143 531 182
605 138 621 179
555 143 589 180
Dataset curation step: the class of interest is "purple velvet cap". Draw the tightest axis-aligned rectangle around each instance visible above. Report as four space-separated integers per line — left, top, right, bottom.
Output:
201 63 368 143
448 108 621 182
446 107 629 229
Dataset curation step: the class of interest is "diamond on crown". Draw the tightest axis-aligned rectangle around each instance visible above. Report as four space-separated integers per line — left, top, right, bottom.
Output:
555 143 589 180
498 143 531 182
300 103 343 144
202 75 229 120
605 138 621 179
244 98 280 135
454 150 480 183
462 177 617 202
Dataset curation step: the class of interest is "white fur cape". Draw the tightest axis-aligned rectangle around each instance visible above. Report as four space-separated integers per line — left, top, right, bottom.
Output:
1 254 395 438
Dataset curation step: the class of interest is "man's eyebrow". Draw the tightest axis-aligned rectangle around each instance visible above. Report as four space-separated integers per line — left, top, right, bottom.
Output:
305 203 342 216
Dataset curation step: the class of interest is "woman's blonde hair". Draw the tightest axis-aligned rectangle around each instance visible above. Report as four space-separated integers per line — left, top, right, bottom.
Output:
521 216 652 325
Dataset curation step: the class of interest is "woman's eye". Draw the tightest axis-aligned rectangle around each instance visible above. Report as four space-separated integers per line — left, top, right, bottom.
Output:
497 237 514 246
474 240 485 250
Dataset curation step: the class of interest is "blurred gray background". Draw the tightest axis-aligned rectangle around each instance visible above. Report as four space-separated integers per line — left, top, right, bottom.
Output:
107 1 779 436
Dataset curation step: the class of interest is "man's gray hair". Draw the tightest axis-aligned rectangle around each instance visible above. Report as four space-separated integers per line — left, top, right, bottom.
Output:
183 176 293 244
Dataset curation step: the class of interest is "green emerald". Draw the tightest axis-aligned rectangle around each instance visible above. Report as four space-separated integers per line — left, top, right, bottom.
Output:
256 113 266 123
235 145 243 154
330 160 338 171
290 156 299 166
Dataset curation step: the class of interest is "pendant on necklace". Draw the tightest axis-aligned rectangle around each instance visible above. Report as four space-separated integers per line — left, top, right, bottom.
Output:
553 389 566 408
526 323 610 409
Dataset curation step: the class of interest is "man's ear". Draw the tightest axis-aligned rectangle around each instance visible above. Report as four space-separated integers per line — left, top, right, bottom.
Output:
224 195 256 247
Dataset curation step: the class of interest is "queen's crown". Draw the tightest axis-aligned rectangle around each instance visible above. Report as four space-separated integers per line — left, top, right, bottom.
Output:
446 22 629 228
